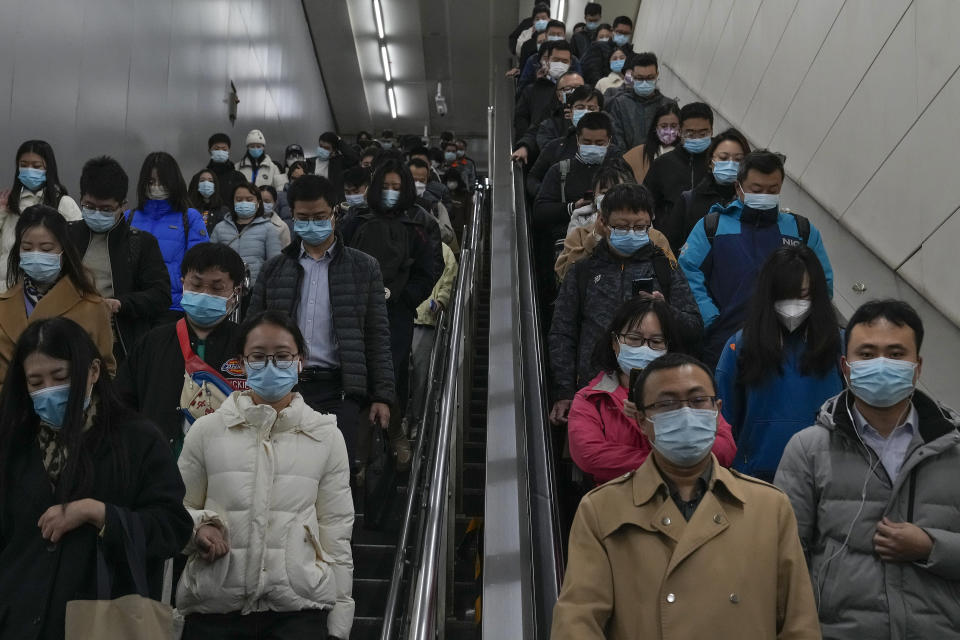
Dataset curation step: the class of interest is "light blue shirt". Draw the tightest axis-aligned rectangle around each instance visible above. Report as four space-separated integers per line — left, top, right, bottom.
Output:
853 404 918 482
298 242 339 368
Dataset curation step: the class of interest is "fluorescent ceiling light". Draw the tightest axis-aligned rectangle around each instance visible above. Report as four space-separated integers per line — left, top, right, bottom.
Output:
373 0 385 39
388 86 398 119
380 44 392 82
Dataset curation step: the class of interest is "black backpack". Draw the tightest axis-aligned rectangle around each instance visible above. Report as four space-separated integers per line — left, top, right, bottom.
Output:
350 212 414 298
702 207 811 246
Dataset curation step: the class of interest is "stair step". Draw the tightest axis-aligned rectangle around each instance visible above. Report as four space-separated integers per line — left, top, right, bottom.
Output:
462 488 484 516
353 578 395 617
463 442 486 464
351 616 386 640
463 462 485 488
352 542 397 578
445 617 480 639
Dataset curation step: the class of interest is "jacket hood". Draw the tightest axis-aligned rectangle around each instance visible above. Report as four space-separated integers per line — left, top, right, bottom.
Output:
816 389 960 445
581 371 624 399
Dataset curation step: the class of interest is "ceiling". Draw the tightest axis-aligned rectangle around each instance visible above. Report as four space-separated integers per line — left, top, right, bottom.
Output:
303 0 640 140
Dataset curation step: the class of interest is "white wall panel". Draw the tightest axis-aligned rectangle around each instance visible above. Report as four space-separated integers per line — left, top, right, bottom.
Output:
686 0 736 91
898 208 960 314
0 0 333 200
699 0 761 108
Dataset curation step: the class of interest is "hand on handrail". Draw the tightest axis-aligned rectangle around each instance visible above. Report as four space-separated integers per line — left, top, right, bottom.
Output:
511 146 529 165
549 399 572 426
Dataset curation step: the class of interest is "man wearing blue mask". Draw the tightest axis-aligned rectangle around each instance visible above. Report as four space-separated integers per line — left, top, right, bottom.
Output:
248 175 395 476
305 131 358 199
117 243 248 454
552 353 820 638
606 52 676 152
679 150 833 367
548 183 702 427
644 101 714 234
571 2 603 58
68 156 170 362
776 299 960 639
204 132 246 199
580 15 635 85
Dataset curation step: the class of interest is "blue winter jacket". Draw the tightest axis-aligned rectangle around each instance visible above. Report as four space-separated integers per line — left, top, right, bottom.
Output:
127 200 208 311
678 199 833 365
716 329 844 482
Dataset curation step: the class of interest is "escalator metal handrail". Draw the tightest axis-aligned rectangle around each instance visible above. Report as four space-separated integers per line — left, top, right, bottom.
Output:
511 158 564 614
408 181 487 640
378 305 449 640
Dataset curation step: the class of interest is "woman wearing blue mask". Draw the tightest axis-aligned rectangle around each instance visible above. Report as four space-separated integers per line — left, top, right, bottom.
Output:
236 129 288 191
188 169 229 233
128 151 208 320
176 311 354 640
0 205 116 385
0 317 192 640
259 184 292 247
663 128 750 254
0 140 82 286
716 246 843 482
210 183 283 289
340 158 441 471
595 45 630 95
567 297 736 485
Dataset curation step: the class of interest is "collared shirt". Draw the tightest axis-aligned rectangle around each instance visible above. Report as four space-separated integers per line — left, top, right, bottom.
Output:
656 456 714 521
852 403 918 482
298 242 339 368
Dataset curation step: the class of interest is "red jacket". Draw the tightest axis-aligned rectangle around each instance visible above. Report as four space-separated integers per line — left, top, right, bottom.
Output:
568 372 737 484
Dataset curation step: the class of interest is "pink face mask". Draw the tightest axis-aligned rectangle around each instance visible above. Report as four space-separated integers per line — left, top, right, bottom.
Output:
657 126 679 145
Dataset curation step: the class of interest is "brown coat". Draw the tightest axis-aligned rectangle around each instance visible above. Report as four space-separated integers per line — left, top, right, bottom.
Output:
555 224 677 281
551 455 821 640
0 279 116 383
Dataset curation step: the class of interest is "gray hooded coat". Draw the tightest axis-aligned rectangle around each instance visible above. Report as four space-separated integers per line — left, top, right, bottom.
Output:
775 390 960 639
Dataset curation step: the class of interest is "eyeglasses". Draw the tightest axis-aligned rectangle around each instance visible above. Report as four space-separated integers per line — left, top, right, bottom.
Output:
617 333 666 350
81 202 124 214
643 396 718 413
610 224 650 233
293 213 332 222
681 129 712 139
244 352 300 370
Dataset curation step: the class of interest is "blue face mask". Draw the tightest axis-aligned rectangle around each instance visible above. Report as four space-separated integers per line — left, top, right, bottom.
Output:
617 344 665 375
197 180 216 198
547 34 564 42
683 136 711 154
210 149 230 164
647 407 717 466
19 168 47 192
741 192 780 210
294 219 333 246
847 357 917 408
20 251 61 283
444 151 457 163
315 146 331 161
712 160 739 185
381 141 394 150
608 229 649 254
263 203 275 215
579 144 607 165
571 108 588 127
181 291 231 328
534 18 549 32
30 384 73 429
585 20 600 31
456 150 465 158
633 79 656 97
344 193 366 207
613 33 630 46
610 58 626 74
82 207 118 233
381 189 401 209
234 201 257 219
244 361 300 403
248 147 264 159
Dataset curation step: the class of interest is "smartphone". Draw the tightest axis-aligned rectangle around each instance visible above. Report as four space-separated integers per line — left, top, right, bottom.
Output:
632 277 655 296
628 367 644 403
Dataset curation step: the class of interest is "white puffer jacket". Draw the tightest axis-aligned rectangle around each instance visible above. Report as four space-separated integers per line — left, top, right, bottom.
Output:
236 153 288 190
177 391 354 638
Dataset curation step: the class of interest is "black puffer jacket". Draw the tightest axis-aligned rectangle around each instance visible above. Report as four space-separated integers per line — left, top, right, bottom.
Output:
663 175 737 253
548 240 703 399
643 145 710 230
248 235 395 405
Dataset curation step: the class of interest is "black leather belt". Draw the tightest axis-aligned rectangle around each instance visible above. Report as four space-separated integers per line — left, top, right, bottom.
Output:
299 367 341 383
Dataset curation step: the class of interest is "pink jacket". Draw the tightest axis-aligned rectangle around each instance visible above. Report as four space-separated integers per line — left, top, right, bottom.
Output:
568 372 737 484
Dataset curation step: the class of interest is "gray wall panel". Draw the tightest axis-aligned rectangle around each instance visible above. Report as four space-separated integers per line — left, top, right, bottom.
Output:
0 0 333 199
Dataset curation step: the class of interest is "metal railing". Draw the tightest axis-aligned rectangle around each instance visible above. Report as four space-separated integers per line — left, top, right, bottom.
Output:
406 181 487 640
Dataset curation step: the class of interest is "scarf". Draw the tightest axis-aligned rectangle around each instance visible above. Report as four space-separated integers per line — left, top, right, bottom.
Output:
36 396 97 486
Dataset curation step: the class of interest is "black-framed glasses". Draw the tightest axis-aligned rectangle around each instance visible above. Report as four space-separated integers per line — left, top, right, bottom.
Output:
610 224 650 233
244 352 300 370
80 202 125 214
616 333 666 350
643 396 718 413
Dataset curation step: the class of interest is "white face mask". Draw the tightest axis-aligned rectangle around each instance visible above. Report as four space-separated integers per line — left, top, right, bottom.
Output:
774 299 812 332
548 61 570 80
148 186 169 201
415 181 427 196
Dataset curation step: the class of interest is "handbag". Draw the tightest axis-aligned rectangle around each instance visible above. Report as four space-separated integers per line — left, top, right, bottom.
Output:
364 424 401 530
65 510 176 639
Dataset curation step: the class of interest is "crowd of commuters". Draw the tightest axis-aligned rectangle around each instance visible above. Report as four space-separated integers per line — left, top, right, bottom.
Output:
0 123 474 638
507 4 959 639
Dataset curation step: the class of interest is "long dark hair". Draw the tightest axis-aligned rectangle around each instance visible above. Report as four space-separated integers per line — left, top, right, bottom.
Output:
738 245 840 385
367 159 417 214
592 297 685 373
228 181 265 221
0 318 131 503
642 102 681 167
7 205 99 295
9 140 68 215
135 152 192 214
187 168 224 211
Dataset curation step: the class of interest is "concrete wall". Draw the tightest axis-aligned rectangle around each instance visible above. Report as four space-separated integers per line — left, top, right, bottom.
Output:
634 0 960 406
0 0 334 199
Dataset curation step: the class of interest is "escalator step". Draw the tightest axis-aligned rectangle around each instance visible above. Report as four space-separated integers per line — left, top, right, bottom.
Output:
353 578 395 617
462 488 484 516
462 461 485 489
463 442 486 464
352 543 397 578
